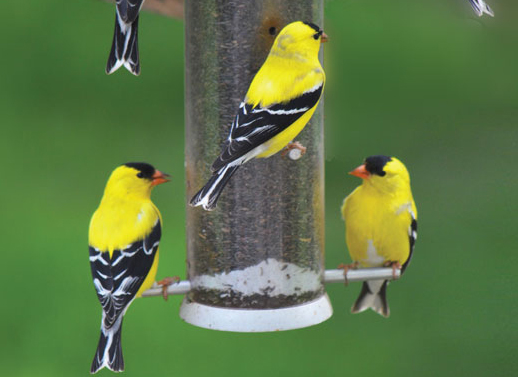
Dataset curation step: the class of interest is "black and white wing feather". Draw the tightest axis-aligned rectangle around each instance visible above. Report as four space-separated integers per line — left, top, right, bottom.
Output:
89 219 160 327
89 219 160 373
211 83 323 172
468 0 494 17
116 0 144 23
106 0 145 75
402 211 417 274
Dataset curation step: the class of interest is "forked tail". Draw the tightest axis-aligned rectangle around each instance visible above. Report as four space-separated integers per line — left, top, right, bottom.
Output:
351 279 390 318
106 13 140 75
189 164 240 211
90 316 124 374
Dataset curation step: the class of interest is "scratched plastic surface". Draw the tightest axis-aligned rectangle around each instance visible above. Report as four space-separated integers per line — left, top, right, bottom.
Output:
184 0 325 309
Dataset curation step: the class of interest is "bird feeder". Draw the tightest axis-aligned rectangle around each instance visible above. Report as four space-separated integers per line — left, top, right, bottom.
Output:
101 0 478 332
182 0 331 332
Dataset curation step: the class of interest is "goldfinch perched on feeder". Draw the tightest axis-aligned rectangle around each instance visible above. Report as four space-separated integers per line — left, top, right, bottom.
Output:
89 162 169 373
106 0 145 75
468 0 494 17
190 21 328 210
341 156 417 318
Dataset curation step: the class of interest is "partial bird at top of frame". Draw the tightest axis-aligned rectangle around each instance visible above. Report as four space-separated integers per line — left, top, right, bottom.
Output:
106 0 145 76
468 0 494 17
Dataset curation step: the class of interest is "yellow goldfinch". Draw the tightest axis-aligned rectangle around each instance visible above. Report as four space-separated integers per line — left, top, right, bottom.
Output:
89 162 169 373
106 0 145 75
190 21 328 210
341 156 417 317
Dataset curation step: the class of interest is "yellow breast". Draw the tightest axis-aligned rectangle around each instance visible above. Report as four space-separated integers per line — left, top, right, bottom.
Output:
255 105 318 158
246 57 324 158
342 186 415 267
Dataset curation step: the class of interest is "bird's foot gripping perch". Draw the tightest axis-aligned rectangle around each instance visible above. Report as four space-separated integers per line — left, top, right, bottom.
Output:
281 141 307 160
383 261 402 280
157 276 181 301
338 262 359 285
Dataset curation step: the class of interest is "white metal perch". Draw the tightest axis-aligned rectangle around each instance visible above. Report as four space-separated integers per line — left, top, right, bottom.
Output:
142 267 401 298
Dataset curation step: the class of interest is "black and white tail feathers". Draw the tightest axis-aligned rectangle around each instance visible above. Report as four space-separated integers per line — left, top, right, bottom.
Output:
106 12 140 75
89 220 161 373
468 0 494 17
90 315 124 374
351 211 418 318
351 279 390 318
189 165 240 211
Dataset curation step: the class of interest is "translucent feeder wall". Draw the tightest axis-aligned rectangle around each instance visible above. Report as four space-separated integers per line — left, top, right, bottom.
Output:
182 0 331 332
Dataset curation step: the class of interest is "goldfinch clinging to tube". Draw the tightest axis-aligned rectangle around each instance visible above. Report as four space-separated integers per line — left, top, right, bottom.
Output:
106 0 145 75
341 156 417 317
89 162 169 373
190 21 328 211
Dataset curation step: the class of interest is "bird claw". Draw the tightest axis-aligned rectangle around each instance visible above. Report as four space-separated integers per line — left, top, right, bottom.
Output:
338 262 359 286
157 276 181 301
383 261 402 280
281 141 307 159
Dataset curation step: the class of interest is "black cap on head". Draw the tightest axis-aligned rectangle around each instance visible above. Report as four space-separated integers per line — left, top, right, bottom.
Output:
364 155 392 177
303 21 323 40
124 162 155 179
303 21 321 32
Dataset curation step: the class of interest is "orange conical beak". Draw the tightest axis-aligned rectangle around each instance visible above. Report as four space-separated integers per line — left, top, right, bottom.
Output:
349 164 370 179
321 32 329 43
151 170 171 186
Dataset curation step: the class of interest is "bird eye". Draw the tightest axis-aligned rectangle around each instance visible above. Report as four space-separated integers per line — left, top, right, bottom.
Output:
137 172 144 178
269 26 276 35
313 33 320 40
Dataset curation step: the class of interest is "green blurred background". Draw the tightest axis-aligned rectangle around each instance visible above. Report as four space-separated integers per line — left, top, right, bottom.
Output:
1 0 517 376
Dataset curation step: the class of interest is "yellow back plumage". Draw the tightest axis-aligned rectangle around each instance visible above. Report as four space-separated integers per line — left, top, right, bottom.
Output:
89 165 162 255
246 21 325 107
342 157 417 267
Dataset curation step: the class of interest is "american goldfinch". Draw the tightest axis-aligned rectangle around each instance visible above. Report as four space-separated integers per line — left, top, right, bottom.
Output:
89 162 169 373
106 0 145 75
190 21 328 210
341 156 417 317
468 0 494 17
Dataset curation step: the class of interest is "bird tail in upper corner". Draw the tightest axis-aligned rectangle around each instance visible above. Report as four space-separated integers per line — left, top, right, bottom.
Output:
469 0 494 17
106 13 140 76
189 164 240 211
90 317 124 374
351 279 390 318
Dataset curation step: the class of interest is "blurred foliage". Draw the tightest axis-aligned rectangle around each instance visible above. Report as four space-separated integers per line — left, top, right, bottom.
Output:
0 0 517 376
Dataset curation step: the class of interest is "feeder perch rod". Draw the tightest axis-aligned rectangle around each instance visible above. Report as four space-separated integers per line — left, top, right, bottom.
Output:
141 267 401 298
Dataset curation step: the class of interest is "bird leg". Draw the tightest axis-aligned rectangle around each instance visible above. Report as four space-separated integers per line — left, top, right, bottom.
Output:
281 141 307 159
157 276 181 301
338 262 359 286
383 261 402 280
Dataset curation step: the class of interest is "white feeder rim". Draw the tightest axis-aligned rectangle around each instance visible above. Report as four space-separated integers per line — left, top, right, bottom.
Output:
179 294 333 332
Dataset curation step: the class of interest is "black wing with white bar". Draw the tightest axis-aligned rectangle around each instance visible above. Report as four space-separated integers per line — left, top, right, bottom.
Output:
402 213 417 274
89 220 161 329
211 83 323 172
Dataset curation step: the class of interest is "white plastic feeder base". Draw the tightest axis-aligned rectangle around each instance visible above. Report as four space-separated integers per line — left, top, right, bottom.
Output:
179 294 333 332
